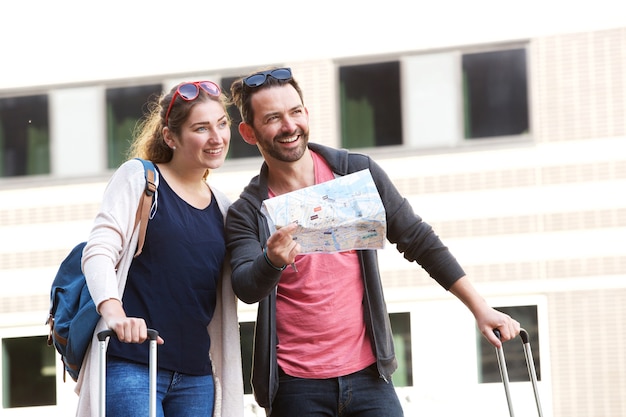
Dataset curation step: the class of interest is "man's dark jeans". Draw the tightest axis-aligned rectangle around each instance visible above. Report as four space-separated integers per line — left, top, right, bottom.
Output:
271 364 404 417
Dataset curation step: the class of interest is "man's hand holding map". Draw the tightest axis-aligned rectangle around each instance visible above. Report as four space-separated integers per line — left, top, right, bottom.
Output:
262 169 387 253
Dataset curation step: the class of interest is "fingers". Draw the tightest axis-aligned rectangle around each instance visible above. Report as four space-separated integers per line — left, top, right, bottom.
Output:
267 223 301 265
100 299 164 344
479 308 521 348
496 315 521 342
273 223 299 246
109 317 150 344
485 328 502 348
486 316 521 348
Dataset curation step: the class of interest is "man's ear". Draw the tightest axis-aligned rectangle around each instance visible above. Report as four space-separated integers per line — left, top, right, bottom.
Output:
238 122 257 145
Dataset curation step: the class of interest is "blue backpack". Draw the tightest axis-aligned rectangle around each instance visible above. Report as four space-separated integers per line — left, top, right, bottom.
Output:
46 159 157 382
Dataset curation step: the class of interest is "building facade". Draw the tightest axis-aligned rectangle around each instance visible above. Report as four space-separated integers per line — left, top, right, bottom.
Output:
1 21 625 417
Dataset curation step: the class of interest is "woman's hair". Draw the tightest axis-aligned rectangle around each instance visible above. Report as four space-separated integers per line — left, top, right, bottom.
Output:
127 82 230 179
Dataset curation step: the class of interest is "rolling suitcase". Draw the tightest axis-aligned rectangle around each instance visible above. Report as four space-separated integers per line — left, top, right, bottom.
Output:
97 329 159 417
494 328 544 417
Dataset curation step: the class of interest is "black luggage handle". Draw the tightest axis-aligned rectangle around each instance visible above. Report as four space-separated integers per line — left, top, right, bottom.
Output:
493 328 529 343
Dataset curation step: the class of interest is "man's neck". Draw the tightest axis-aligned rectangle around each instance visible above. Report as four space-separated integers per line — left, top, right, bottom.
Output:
267 150 315 196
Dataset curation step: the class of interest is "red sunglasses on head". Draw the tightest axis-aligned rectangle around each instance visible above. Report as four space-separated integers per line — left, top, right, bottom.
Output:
164 81 221 126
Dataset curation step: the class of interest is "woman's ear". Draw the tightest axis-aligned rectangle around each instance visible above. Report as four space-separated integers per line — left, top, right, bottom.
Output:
238 122 257 145
162 127 177 149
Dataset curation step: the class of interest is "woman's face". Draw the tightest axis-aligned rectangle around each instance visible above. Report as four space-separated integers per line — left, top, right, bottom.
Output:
174 99 231 171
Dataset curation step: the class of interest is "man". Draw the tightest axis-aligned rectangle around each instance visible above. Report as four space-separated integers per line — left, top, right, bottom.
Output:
226 67 520 416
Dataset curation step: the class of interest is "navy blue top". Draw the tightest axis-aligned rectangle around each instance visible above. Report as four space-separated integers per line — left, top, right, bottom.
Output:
108 169 225 375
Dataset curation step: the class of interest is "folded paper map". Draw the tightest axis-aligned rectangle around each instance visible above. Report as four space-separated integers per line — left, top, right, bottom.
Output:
262 169 386 253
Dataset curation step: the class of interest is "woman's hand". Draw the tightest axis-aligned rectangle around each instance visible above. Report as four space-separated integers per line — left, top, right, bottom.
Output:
98 298 165 344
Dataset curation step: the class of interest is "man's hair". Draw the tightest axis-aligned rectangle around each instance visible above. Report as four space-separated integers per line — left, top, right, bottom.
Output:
230 67 304 125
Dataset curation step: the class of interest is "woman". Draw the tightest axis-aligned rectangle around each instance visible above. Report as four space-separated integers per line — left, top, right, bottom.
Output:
75 81 243 416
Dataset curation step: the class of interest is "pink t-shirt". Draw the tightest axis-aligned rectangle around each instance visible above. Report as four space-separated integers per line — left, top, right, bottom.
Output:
273 151 375 378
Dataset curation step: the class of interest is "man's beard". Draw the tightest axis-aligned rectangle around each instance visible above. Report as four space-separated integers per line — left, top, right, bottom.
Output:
258 129 309 163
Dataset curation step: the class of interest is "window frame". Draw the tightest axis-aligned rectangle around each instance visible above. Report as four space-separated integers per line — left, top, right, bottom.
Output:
0 92 50 178
461 45 531 141
105 83 163 169
0 325 76 413
336 43 531 154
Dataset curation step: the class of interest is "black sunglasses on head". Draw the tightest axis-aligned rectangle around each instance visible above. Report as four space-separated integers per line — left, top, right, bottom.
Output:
243 68 292 88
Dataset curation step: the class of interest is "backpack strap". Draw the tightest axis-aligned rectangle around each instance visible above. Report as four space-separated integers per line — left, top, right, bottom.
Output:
133 159 157 257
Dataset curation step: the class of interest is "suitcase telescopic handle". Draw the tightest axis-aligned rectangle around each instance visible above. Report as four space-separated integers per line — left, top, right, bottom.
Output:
97 328 159 417
493 329 515 416
97 328 159 341
493 328 544 417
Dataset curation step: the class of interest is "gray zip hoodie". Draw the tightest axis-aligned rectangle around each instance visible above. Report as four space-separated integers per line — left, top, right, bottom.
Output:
225 143 465 413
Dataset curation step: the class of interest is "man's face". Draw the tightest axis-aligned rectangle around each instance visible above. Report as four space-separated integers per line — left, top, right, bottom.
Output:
246 84 309 163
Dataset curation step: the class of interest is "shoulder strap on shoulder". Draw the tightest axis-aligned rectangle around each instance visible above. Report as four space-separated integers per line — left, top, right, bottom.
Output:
133 158 157 257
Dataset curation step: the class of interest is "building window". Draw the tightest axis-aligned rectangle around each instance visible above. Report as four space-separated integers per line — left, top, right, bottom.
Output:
339 48 528 151
106 84 162 169
339 61 403 149
390 312 413 387
462 48 529 139
221 76 261 160
478 305 540 383
0 94 50 177
2 335 56 408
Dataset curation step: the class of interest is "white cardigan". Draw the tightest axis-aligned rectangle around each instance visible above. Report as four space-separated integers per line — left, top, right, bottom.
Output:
76 159 243 417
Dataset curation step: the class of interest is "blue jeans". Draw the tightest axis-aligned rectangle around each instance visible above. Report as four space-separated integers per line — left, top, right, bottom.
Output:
105 357 214 417
271 364 404 417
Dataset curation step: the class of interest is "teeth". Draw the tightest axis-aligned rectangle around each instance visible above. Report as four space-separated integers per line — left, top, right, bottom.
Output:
205 148 222 154
278 136 298 143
